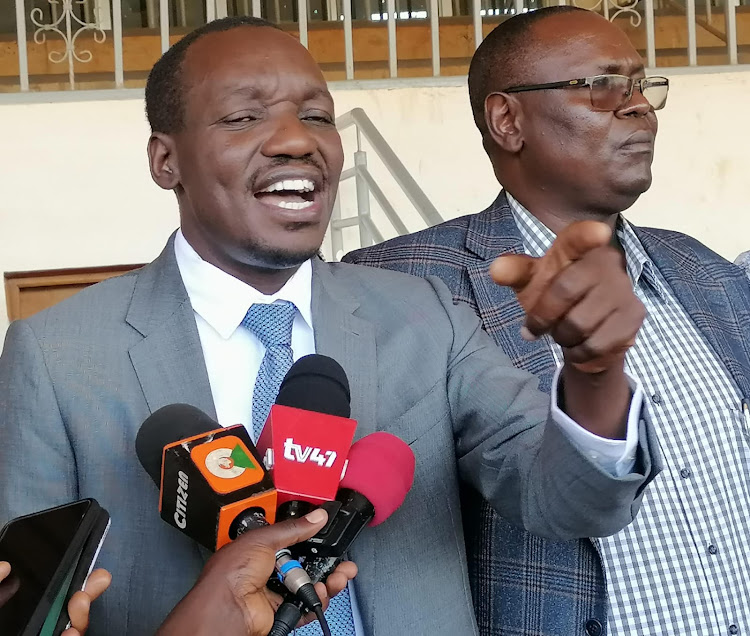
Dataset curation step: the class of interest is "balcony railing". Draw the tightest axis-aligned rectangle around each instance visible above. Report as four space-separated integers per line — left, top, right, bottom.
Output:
1 0 749 94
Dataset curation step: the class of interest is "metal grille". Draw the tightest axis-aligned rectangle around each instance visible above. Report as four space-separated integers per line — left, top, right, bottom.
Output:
1 0 745 93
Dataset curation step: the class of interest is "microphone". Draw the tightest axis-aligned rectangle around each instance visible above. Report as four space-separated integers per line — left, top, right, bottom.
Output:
135 404 277 552
269 432 415 636
257 355 358 519
134 404 325 614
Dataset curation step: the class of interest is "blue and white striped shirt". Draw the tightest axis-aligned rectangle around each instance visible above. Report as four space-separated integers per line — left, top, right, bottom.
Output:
508 193 750 636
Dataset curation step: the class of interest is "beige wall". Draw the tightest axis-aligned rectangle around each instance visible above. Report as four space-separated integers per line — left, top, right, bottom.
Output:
1 69 750 339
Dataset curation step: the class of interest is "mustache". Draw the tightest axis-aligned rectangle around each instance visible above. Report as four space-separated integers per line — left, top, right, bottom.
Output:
247 157 328 190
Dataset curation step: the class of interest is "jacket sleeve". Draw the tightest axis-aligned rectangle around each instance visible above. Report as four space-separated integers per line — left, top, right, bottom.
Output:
429 275 662 539
0 320 78 526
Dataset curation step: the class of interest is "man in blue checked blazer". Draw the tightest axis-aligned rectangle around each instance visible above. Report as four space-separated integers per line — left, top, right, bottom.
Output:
345 8 750 636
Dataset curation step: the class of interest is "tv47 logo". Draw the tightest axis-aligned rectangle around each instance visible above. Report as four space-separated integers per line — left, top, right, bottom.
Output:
283 438 337 468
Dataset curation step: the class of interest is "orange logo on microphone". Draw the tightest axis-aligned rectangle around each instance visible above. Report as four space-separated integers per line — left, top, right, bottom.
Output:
191 436 265 495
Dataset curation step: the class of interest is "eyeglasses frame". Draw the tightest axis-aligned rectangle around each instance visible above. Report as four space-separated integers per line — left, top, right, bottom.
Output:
501 74 670 111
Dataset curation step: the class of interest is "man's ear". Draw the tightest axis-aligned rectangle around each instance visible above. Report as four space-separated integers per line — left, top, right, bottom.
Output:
147 132 180 190
484 92 524 154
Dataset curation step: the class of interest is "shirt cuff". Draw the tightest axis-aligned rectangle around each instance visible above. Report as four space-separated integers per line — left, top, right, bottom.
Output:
550 366 643 477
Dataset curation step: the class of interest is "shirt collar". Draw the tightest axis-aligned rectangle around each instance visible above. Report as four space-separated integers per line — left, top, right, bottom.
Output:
506 192 666 300
173 229 314 339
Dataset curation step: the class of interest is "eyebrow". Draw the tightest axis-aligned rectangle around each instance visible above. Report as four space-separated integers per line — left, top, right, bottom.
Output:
594 62 646 76
222 84 332 102
300 86 334 102
225 85 261 99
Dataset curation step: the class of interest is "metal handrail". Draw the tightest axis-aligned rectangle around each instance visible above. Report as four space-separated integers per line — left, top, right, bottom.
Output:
330 107 443 258
331 108 443 259
336 108 444 228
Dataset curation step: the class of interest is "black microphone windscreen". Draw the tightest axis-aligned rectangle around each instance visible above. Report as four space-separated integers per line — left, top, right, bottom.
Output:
135 404 220 487
275 354 351 418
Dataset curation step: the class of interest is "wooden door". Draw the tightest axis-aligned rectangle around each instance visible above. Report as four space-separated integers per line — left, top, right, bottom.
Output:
5 265 144 321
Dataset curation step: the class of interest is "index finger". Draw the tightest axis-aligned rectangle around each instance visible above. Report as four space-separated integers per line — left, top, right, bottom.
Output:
82 569 112 602
492 221 611 312
66 570 111 633
323 561 358 599
67 591 92 633
552 220 611 263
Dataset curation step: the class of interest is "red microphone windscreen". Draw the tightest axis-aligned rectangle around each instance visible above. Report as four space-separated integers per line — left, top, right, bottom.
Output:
339 432 415 526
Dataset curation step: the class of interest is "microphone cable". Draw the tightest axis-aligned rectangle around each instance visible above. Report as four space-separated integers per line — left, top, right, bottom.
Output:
313 607 332 636
268 597 332 636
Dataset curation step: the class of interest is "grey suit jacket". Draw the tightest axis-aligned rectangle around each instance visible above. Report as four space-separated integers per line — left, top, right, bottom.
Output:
0 236 660 635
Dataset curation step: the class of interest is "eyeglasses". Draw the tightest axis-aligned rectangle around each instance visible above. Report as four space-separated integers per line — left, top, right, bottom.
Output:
502 74 670 112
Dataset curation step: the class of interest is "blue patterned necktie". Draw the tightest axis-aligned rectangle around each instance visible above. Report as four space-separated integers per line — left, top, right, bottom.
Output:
242 301 298 440
242 301 356 635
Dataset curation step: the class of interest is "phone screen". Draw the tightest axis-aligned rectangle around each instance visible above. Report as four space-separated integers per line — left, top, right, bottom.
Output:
0 500 91 635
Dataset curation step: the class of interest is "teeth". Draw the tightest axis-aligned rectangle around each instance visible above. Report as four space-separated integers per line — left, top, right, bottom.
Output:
260 179 315 194
277 200 314 210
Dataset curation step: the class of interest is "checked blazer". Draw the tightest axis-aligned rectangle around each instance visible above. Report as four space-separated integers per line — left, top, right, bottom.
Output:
343 191 750 636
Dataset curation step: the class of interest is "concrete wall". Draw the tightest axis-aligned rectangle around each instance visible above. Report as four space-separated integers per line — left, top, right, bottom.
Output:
2 69 750 339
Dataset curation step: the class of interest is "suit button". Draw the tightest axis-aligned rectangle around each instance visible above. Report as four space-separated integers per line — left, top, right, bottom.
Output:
729 625 739 635
585 619 604 636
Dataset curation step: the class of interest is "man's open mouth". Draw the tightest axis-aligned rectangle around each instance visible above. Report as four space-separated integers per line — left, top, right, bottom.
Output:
255 178 317 210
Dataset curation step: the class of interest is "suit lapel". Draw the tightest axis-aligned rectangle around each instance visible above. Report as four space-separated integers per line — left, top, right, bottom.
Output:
465 194 558 392
125 236 216 565
635 227 750 399
311 259 378 438
311 258 379 631
125 236 217 419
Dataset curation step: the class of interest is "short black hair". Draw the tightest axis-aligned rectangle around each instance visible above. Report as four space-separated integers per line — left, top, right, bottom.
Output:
467 6 588 133
145 16 280 134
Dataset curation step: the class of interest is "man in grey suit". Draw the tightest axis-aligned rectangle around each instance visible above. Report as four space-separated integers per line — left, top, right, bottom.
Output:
0 16 659 635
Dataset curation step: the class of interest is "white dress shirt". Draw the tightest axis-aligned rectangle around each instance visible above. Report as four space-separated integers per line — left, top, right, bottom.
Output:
174 228 643 635
174 231 315 431
174 230 365 635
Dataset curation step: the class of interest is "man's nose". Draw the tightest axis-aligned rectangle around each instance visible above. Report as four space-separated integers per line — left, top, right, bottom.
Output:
616 89 652 118
261 113 318 157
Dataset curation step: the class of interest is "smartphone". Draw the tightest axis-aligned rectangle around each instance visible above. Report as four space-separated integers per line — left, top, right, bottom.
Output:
45 505 111 636
0 499 110 636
